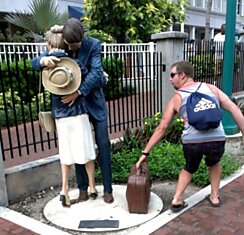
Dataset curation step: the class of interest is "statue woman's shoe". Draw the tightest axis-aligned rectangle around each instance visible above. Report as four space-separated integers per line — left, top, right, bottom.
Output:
60 193 71 207
90 189 98 200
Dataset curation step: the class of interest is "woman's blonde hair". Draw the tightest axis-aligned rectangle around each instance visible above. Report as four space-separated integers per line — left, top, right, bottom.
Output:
44 30 65 49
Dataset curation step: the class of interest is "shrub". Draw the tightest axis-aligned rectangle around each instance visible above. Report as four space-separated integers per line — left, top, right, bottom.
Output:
144 112 184 144
102 56 123 100
102 56 135 100
143 112 162 139
96 141 241 187
0 89 51 127
112 112 184 153
164 116 184 144
85 30 114 43
0 59 39 103
0 29 30 42
192 153 240 186
188 54 215 80
105 109 240 187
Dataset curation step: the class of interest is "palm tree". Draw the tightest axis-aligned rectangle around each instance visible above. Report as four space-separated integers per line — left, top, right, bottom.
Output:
4 0 68 42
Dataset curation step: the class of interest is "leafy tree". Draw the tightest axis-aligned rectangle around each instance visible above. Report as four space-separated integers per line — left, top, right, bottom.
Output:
4 0 68 42
85 29 115 43
82 0 189 43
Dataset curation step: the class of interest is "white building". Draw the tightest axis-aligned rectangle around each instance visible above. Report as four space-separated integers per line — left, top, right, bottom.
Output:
0 0 83 14
0 0 243 41
173 0 244 40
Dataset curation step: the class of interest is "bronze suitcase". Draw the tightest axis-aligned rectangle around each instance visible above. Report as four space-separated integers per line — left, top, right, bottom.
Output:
126 163 151 214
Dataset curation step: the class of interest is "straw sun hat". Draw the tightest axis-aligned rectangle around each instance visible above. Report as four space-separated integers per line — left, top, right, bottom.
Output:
42 57 81 95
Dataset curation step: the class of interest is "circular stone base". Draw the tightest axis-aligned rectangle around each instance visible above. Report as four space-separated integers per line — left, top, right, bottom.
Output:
43 185 163 232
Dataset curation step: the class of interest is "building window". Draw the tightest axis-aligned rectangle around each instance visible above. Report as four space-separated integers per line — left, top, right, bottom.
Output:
237 0 241 15
212 0 226 13
213 0 221 12
189 0 204 6
191 0 227 13
222 0 226 13
237 0 244 16
189 0 194 6
195 0 205 8
242 0 244 16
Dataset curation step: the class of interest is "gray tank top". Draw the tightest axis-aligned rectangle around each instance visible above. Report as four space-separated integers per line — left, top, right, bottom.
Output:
177 82 225 144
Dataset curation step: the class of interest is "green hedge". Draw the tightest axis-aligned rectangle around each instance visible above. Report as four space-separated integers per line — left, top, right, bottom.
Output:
102 56 135 100
0 59 39 103
96 141 241 187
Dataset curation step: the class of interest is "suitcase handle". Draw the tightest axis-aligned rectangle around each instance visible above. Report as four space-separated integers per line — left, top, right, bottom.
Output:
134 162 148 175
136 169 141 176
136 166 146 176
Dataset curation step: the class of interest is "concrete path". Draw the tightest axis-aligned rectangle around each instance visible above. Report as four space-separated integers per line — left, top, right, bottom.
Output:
1 166 243 235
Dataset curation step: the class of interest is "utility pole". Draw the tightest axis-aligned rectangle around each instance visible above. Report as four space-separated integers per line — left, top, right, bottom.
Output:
222 0 239 135
204 0 213 41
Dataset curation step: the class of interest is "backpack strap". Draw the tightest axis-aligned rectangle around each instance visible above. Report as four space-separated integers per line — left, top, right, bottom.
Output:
178 82 202 93
195 82 202 92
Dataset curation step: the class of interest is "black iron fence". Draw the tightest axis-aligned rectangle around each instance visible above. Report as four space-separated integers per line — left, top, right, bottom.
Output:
0 51 165 164
183 40 244 92
1 40 244 166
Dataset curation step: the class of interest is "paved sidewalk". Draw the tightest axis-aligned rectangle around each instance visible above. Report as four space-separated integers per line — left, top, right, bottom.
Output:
152 173 244 235
0 206 69 235
1 167 243 235
0 217 38 235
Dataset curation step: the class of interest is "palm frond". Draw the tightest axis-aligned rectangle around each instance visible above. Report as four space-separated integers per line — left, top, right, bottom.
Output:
4 0 69 41
29 0 65 32
25 31 44 42
4 13 39 33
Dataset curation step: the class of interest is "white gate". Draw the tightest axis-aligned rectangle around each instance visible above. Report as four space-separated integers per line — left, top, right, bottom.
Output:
0 42 157 79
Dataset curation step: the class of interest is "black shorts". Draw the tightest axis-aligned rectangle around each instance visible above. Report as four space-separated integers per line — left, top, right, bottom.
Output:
182 141 225 174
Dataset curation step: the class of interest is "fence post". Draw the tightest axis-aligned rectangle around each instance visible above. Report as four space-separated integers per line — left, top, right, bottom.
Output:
0 140 8 206
149 42 155 80
151 31 188 111
103 42 107 58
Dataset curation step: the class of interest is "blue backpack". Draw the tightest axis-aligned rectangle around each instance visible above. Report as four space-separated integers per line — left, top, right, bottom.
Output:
179 83 222 131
